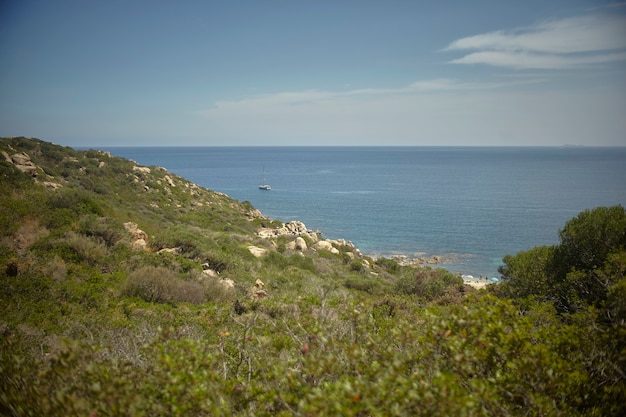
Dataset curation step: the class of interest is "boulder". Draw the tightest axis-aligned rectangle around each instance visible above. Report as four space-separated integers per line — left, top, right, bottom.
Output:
41 181 62 189
258 221 321 240
247 245 268 257
164 175 175 187
251 279 268 299
10 152 38 176
124 222 149 250
132 165 151 174
220 278 235 289
295 237 307 251
131 238 147 250
314 240 334 251
158 247 181 255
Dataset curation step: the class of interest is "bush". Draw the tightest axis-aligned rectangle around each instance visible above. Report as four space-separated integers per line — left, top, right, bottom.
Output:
394 267 462 300
124 266 206 305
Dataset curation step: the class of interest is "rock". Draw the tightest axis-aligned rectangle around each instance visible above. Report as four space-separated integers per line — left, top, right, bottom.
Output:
314 240 334 251
41 181 62 189
202 269 218 278
10 152 38 176
164 175 175 187
251 279 267 299
295 237 307 251
258 221 321 240
124 222 149 250
247 245 268 257
132 165 151 174
158 247 181 254
220 278 235 289
2 151 11 163
131 239 147 250
98 161 105 168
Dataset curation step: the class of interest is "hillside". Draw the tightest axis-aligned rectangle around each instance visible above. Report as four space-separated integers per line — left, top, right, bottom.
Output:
1 137 625 416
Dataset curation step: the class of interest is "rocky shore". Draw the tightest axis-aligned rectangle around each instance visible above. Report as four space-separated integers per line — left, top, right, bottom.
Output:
255 220 497 289
256 221 452 264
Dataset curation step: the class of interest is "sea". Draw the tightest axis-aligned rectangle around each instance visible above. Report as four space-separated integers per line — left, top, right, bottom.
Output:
99 146 626 279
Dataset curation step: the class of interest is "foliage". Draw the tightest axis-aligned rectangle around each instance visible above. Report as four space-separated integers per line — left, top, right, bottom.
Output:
1 137 625 416
123 266 206 304
394 267 463 301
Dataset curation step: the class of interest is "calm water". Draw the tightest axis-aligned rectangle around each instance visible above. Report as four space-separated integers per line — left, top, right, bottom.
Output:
101 146 626 278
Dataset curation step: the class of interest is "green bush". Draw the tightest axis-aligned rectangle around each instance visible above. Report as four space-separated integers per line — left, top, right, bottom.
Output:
394 267 462 300
123 266 206 305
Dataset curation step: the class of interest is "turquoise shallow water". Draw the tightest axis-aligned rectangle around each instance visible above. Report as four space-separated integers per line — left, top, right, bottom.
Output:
101 146 626 278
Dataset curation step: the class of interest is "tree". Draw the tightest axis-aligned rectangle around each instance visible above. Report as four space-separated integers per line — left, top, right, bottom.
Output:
552 205 626 275
549 206 626 313
496 245 555 301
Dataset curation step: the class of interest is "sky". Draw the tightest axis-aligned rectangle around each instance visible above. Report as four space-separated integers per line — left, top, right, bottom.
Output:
1 0 625 147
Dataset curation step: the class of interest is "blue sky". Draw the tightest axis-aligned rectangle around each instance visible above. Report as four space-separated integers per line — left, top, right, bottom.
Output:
1 1 625 146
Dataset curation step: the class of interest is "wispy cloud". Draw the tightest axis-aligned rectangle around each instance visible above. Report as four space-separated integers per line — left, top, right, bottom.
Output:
206 78 537 112
446 14 626 69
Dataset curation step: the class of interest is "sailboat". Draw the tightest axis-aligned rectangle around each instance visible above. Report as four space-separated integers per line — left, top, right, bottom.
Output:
259 166 271 190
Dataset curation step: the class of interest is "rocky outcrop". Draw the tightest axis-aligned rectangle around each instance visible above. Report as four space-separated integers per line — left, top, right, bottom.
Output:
286 237 308 251
390 254 443 267
124 222 148 250
258 221 320 242
6 152 39 176
132 165 151 174
251 279 267 299
247 245 268 257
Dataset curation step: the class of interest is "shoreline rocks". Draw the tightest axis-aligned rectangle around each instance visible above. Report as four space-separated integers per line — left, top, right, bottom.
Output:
257 221 321 242
257 221 448 268
389 254 443 267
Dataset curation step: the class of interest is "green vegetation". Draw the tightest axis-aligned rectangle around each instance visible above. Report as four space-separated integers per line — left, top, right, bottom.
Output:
1 137 624 416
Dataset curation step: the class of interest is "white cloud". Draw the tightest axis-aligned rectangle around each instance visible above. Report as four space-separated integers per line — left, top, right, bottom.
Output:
446 14 626 69
207 78 533 113
196 77 625 146
451 50 626 70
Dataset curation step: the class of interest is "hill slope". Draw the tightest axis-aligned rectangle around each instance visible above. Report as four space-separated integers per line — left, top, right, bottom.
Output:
1 137 624 416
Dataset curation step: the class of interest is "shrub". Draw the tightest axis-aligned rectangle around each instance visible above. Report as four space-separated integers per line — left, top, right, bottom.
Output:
124 266 206 305
394 267 462 300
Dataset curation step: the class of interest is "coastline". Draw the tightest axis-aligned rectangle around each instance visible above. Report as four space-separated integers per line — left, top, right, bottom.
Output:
257 220 497 290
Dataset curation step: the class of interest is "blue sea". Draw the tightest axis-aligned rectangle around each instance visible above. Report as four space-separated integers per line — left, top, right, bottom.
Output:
101 146 626 278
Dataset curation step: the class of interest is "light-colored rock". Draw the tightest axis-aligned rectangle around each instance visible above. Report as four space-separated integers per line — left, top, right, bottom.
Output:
202 269 219 278
247 245 268 257
132 165 151 174
251 279 267 299
164 175 175 187
313 239 340 254
220 278 235 289
158 247 181 254
131 238 147 250
98 161 105 168
41 181 62 189
314 240 334 251
124 222 148 250
295 237 307 251
10 152 38 176
258 221 321 240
